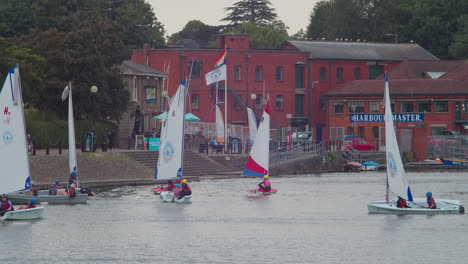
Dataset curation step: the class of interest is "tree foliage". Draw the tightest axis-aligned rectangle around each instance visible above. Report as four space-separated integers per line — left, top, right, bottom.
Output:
306 0 468 59
222 0 278 26
168 20 221 47
449 15 468 59
226 23 288 49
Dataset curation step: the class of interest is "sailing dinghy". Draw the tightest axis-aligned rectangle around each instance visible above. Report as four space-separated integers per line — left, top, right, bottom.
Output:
242 100 278 195
157 81 192 203
367 74 464 214
0 65 44 221
8 84 89 205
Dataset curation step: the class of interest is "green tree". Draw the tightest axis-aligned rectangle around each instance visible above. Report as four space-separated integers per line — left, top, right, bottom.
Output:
226 23 288 49
168 20 221 47
222 0 278 26
0 0 166 49
449 15 468 59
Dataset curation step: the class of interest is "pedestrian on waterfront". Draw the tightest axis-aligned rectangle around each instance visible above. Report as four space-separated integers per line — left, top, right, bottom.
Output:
151 128 157 138
178 179 192 199
396 196 410 208
426 192 437 209
258 175 271 191
0 195 14 216
107 130 114 150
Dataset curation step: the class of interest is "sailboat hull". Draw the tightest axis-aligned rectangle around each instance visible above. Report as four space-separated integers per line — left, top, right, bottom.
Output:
0 206 44 221
249 188 278 195
8 190 88 205
160 191 192 203
368 199 464 214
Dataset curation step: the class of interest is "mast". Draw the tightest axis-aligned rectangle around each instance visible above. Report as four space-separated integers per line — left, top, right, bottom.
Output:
224 52 228 154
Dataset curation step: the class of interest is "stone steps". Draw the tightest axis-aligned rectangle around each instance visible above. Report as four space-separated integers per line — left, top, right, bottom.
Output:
121 150 241 178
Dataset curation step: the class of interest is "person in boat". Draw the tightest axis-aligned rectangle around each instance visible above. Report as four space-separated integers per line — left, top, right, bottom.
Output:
19 198 38 210
396 196 411 208
68 183 77 198
173 184 181 197
258 175 271 191
164 180 175 191
178 179 192 199
426 192 437 209
68 171 77 187
0 195 14 216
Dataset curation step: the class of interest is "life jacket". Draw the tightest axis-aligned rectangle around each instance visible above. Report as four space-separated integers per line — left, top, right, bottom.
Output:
263 179 271 188
1 201 11 210
182 183 191 193
427 197 437 208
397 199 407 208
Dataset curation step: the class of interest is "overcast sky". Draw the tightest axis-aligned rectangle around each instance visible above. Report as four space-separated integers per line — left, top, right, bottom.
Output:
147 0 322 36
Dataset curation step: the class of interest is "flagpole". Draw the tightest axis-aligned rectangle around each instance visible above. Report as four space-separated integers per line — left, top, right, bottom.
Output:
224 65 228 154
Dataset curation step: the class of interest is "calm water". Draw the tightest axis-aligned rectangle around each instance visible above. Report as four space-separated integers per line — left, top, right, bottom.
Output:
1 171 468 264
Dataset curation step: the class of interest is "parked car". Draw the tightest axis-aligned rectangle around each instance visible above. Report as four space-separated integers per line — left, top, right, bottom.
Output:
344 138 376 151
291 132 312 143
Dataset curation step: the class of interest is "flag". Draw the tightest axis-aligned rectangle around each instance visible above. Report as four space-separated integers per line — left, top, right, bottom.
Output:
214 48 227 68
205 64 226 85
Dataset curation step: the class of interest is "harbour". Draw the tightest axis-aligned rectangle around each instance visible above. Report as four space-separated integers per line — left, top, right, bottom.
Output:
1 171 467 264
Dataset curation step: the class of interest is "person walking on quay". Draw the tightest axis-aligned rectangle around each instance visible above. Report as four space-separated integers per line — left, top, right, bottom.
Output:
107 130 114 150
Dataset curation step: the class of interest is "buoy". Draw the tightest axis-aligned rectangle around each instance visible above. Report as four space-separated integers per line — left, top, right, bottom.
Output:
435 158 441 162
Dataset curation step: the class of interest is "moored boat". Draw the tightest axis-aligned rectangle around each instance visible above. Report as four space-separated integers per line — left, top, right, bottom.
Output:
441 158 468 166
0 65 44 221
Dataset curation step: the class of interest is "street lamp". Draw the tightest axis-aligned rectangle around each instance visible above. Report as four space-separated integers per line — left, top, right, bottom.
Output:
250 93 257 109
90 86 98 151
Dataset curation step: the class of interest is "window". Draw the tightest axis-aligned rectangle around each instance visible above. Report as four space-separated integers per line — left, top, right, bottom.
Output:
391 102 395 113
369 101 379 113
235 65 242 80
372 127 379 139
347 127 354 135
190 60 202 78
336 67 343 82
255 95 263 110
295 64 305 88
369 65 383 80
401 102 414 113
435 101 448 112
191 94 199 110
358 126 365 138
276 95 284 110
333 103 343 113
348 101 364 113
431 127 445 136
354 68 361 80
255 66 263 81
319 67 326 82
276 66 283 81
418 101 431 112
234 94 242 111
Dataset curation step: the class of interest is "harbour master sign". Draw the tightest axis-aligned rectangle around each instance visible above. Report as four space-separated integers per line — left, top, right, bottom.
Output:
350 113 424 122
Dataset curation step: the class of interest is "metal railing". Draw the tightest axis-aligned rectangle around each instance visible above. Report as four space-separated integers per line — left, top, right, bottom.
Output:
428 135 468 159
230 141 324 169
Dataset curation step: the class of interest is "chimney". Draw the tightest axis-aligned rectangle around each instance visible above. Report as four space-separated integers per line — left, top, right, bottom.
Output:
217 34 250 50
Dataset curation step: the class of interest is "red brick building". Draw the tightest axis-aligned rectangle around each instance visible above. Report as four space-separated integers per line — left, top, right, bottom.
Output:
326 60 468 161
131 35 437 141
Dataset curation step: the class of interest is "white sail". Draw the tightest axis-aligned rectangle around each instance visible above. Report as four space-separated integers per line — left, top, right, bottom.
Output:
385 75 413 201
62 83 78 186
243 101 270 177
155 81 187 180
0 65 31 194
246 107 257 141
215 104 225 143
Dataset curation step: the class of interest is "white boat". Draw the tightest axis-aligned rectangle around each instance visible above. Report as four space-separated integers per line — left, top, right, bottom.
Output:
156 81 192 203
368 74 464 214
242 100 278 195
0 65 44 221
8 84 89 205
